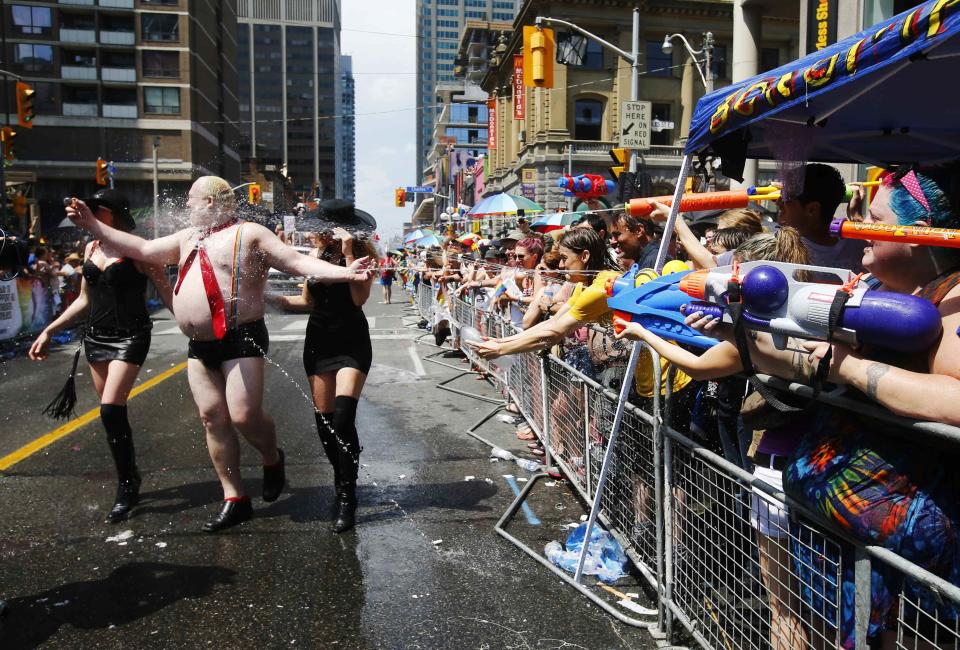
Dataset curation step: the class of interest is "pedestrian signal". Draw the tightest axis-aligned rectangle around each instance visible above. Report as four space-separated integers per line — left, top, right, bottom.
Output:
523 26 555 88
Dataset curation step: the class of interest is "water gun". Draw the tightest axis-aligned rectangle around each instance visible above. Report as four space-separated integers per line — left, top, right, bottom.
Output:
830 217 960 249
558 174 615 199
605 263 720 349
677 261 941 352
627 186 779 218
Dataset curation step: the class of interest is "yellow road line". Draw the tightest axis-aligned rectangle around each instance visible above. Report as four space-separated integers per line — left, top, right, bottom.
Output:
0 361 188 472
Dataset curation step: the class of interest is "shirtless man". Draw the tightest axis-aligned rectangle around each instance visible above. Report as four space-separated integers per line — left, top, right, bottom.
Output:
66 176 374 532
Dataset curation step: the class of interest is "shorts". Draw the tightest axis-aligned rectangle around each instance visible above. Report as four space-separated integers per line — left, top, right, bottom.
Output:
187 319 269 369
750 463 790 538
85 326 152 367
380 275 394 286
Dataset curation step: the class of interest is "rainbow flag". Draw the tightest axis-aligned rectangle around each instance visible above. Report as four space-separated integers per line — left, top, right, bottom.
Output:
492 279 506 299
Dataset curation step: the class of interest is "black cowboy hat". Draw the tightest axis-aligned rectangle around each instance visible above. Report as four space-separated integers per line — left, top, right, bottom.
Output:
297 199 377 234
83 188 136 232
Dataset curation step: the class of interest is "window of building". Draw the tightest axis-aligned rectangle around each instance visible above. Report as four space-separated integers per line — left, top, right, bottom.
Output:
11 5 51 36
651 102 672 146
104 88 137 105
437 8 458 16
14 43 52 72
144 86 180 114
142 50 180 78
558 33 604 69
465 0 485 6
646 40 673 76
32 81 58 113
492 12 513 21
493 1 514 8
761 47 779 72
141 13 179 42
141 0 178 4
437 0 457 5
465 10 487 18
63 85 97 105
574 99 603 140
63 50 96 67
710 44 727 79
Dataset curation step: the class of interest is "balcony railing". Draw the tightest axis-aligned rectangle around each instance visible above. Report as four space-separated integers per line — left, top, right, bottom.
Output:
63 102 98 117
100 30 135 46
101 67 136 82
99 0 134 7
60 29 97 44
61 65 98 81
102 103 137 118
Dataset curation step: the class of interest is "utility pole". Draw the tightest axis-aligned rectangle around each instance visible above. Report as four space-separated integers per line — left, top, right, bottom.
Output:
152 136 160 240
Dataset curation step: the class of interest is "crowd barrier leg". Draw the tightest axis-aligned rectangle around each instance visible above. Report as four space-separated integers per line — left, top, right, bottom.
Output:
464 401 507 450
434 370 503 405
661 365 675 641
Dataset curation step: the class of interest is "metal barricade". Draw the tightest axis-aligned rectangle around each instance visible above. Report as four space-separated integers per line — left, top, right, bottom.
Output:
414 282 960 650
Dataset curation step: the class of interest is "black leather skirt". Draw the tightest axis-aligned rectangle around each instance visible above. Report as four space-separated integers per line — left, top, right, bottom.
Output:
84 326 152 367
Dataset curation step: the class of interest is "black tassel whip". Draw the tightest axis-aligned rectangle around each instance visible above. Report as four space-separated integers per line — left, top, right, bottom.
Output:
42 343 83 420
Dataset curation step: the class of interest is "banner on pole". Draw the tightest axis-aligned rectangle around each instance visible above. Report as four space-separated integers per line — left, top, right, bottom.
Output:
513 55 525 119
487 98 497 149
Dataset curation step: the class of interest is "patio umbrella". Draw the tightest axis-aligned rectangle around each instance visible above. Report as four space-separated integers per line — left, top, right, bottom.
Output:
404 228 435 243
467 193 545 217
456 233 480 247
530 212 578 233
414 234 443 247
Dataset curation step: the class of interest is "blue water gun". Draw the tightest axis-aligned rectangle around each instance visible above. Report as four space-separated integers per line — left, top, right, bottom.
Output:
605 265 719 349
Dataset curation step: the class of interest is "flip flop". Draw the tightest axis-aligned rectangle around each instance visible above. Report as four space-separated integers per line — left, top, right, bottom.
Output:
530 447 546 457
505 403 520 414
517 429 536 441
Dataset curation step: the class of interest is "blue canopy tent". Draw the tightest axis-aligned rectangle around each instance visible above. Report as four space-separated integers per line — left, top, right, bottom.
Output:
685 0 960 179
648 0 960 273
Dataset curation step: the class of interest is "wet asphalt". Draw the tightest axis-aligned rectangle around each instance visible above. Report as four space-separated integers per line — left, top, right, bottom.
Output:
0 296 656 649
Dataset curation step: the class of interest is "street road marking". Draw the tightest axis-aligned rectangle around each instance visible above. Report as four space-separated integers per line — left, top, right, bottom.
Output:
366 317 376 328
504 475 540 525
154 325 184 336
407 344 426 377
0 361 188 472
281 320 307 331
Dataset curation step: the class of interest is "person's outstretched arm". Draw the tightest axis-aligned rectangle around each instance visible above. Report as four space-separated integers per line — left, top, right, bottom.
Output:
253 224 373 283
651 202 716 270
65 199 183 266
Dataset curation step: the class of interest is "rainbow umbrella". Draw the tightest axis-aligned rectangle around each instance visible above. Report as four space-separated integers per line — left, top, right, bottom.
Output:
404 228 435 243
466 193 545 217
530 212 578 233
456 233 480 247
413 234 443 247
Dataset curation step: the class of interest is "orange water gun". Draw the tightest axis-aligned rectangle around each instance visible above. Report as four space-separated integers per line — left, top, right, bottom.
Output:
830 217 960 249
627 187 780 218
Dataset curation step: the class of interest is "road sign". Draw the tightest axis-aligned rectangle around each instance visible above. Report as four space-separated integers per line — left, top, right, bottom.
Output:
406 186 434 194
619 101 651 150
651 119 675 133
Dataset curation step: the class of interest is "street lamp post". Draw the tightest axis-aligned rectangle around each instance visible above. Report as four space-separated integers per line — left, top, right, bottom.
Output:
536 6 640 174
152 136 160 240
662 31 714 94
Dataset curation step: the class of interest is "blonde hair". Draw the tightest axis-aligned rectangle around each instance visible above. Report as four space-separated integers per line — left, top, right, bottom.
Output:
734 226 810 265
194 176 237 211
717 208 763 234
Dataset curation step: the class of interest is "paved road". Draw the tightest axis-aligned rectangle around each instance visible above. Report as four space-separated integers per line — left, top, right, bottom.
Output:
0 298 655 649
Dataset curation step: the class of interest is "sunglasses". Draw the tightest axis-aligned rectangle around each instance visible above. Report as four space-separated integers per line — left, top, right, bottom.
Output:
515 254 526 261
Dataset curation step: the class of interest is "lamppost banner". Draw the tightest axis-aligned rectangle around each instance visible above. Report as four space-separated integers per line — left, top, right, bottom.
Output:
487 98 496 149
808 0 837 51
513 55 525 119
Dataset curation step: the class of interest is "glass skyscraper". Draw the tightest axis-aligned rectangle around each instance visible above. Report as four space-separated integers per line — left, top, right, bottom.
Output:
415 0 520 180
237 0 342 199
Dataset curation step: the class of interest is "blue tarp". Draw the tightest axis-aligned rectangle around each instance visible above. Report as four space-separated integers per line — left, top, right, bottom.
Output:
685 0 960 180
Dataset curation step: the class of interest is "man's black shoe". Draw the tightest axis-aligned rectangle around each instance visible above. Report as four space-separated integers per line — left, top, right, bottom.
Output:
202 498 253 533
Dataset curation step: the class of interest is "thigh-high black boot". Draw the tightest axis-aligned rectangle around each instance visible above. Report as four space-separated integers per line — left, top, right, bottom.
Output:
331 396 362 533
100 404 141 523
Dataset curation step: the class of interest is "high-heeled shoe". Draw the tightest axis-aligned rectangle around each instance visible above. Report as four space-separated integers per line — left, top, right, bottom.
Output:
105 473 141 524
332 482 357 534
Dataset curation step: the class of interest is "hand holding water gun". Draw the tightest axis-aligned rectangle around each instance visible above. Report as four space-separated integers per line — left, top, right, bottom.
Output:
677 261 941 352
557 174 615 199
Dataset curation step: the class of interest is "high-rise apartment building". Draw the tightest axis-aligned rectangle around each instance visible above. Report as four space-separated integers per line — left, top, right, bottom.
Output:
339 54 355 203
3 0 239 234
236 0 341 201
415 0 519 180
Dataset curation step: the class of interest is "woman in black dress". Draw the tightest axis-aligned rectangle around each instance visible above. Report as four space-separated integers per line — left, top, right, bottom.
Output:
29 189 173 523
270 201 376 533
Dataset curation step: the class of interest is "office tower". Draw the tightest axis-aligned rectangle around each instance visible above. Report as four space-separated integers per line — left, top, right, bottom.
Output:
415 0 519 181
2 0 239 234
340 54 355 203
236 0 342 201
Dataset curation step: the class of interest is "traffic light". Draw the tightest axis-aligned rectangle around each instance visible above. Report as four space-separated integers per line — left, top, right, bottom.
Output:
11 194 27 218
394 188 406 208
1 126 16 160
95 158 109 185
248 183 261 205
15 81 35 129
608 148 630 181
523 26 555 88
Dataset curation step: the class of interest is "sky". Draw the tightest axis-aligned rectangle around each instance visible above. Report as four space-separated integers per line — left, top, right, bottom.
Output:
342 0 417 242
